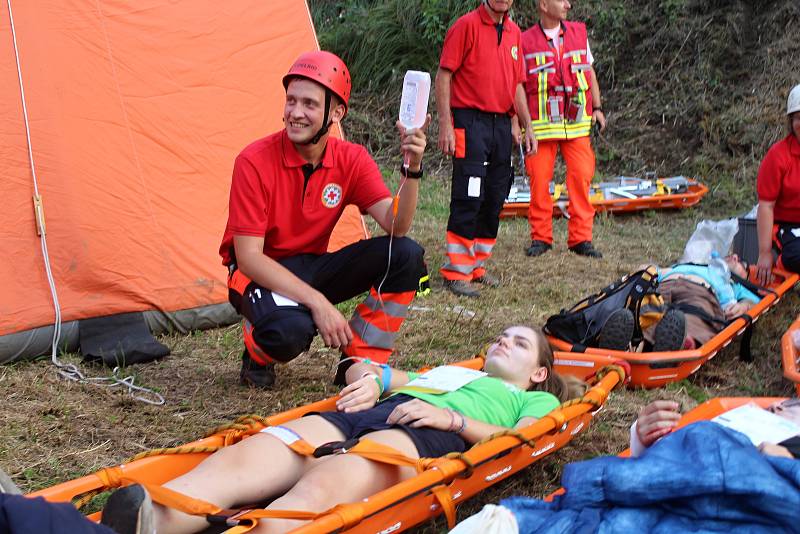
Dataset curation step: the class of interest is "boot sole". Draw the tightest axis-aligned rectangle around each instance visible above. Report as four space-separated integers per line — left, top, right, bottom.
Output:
597 309 634 350
653 309 686 352
525 246 551 257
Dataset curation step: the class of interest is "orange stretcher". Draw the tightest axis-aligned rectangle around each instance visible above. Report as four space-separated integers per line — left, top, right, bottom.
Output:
30 352 628 533
548 268 799 388
782 314 800 396
500 176 708 219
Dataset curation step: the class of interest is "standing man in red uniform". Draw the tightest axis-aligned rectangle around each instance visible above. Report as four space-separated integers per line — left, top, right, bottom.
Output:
755 84 800 284
522 0 606 259
437 0 536 298
220 51 430 388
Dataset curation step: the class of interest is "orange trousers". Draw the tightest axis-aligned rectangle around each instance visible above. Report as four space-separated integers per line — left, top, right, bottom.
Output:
525 136 596 247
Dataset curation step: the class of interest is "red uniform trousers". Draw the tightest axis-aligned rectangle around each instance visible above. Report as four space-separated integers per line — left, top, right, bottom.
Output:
525 136 596 248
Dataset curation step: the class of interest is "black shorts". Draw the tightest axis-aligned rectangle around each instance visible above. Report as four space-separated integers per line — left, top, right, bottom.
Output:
315 394 468 458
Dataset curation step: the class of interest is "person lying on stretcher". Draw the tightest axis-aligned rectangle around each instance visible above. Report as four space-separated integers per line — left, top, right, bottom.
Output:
632 398 800 459
599 254 761 352
100 326 586 534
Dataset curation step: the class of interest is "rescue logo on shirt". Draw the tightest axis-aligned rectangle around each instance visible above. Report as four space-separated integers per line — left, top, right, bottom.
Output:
511 45 519 61
321 183 343 208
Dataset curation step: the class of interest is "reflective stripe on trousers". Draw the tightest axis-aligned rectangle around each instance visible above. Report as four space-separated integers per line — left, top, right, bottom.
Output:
343 288 414 364
440 230 476 281
472 237 496 279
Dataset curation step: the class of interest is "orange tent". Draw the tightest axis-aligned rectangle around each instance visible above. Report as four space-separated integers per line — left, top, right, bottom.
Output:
0 0 366 362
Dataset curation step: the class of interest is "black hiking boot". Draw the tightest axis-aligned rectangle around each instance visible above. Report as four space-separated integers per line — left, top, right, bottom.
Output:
525 240 552 257
597 308 635 350
569 241 603 258
100 483 155 534
444 279 480 298
240 350 276 389
653 309 687 352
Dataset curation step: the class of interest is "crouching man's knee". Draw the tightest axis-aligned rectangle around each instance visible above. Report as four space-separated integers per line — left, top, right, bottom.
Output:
243 310 316 364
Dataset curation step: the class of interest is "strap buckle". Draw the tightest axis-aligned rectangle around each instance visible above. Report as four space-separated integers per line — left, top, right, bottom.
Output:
206 508 253 526
313 438 359 458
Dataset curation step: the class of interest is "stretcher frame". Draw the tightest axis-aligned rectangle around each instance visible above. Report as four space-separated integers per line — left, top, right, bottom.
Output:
782 314 800 396
500 181 709 219
548 268 799 388
30 352 627 533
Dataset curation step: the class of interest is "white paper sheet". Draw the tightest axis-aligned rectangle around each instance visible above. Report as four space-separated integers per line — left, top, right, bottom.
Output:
404 366 486 393
712 403 800 446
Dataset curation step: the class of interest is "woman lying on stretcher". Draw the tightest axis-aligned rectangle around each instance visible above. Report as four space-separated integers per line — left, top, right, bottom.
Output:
100 326 586 534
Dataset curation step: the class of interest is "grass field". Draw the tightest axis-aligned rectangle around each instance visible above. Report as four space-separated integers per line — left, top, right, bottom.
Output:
1 171 798 531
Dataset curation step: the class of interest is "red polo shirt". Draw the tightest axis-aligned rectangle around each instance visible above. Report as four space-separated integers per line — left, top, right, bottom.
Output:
439 5 525 114
757 134 800 224
219 130 390 264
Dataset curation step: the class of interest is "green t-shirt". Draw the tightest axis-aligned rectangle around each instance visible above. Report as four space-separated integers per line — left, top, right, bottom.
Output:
394 372 560 428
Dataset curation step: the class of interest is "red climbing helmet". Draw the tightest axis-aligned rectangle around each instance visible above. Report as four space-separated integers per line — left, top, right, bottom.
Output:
282 51 351 113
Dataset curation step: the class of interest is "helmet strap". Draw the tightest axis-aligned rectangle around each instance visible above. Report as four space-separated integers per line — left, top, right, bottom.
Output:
303 89 333 146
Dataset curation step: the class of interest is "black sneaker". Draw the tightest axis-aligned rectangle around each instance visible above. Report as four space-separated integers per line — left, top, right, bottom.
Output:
569 241 603 258
240 350 276 389
100 484 155 534
653 309 687 352
596 308 634 350
525 240 552 257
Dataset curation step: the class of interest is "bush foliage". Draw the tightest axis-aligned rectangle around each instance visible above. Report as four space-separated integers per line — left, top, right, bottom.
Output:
309 0 800 210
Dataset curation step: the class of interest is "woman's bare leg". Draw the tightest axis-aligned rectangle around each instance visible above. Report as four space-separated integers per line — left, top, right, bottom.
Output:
152 415 346 534
253 428 419 533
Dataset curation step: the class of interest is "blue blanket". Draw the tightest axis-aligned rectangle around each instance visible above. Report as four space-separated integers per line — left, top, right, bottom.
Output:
503 422 800 533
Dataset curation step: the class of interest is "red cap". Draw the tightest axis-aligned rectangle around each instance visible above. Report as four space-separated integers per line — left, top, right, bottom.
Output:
282 51 351 112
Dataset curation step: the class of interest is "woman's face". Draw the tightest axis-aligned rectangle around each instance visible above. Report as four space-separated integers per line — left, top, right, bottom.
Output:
484 326 547 387
724 254 748 279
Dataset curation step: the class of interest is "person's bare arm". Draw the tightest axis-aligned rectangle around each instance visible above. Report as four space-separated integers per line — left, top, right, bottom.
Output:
635 400 681 447
234 235 351 348
385 399 511 444
756 200 776 285
724 299 756 319
514 83 537 154
758 442 795 458
589 67 606 132
435 67 455 156
335 362 413 413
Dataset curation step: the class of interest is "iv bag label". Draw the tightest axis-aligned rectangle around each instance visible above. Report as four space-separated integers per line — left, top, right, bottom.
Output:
400 81 419 126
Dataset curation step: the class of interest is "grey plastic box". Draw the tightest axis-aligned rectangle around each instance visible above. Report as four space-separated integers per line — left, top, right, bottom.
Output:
732 218 759 265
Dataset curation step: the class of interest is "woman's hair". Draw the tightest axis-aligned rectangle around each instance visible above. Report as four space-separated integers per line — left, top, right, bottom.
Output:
527 327 588 402
789 115 795 135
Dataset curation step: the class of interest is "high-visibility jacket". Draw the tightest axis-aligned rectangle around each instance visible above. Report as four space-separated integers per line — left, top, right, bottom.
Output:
522 21 594 140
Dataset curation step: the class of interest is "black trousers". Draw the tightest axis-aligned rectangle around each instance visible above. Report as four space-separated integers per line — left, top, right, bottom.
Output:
776 222 800 274
228 236 425 363
446 108 513 240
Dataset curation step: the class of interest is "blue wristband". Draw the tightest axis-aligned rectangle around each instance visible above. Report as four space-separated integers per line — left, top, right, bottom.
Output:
381 365 392 393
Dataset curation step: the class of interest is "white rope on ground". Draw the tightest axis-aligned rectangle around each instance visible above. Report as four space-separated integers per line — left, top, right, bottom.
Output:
6 0 164 405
